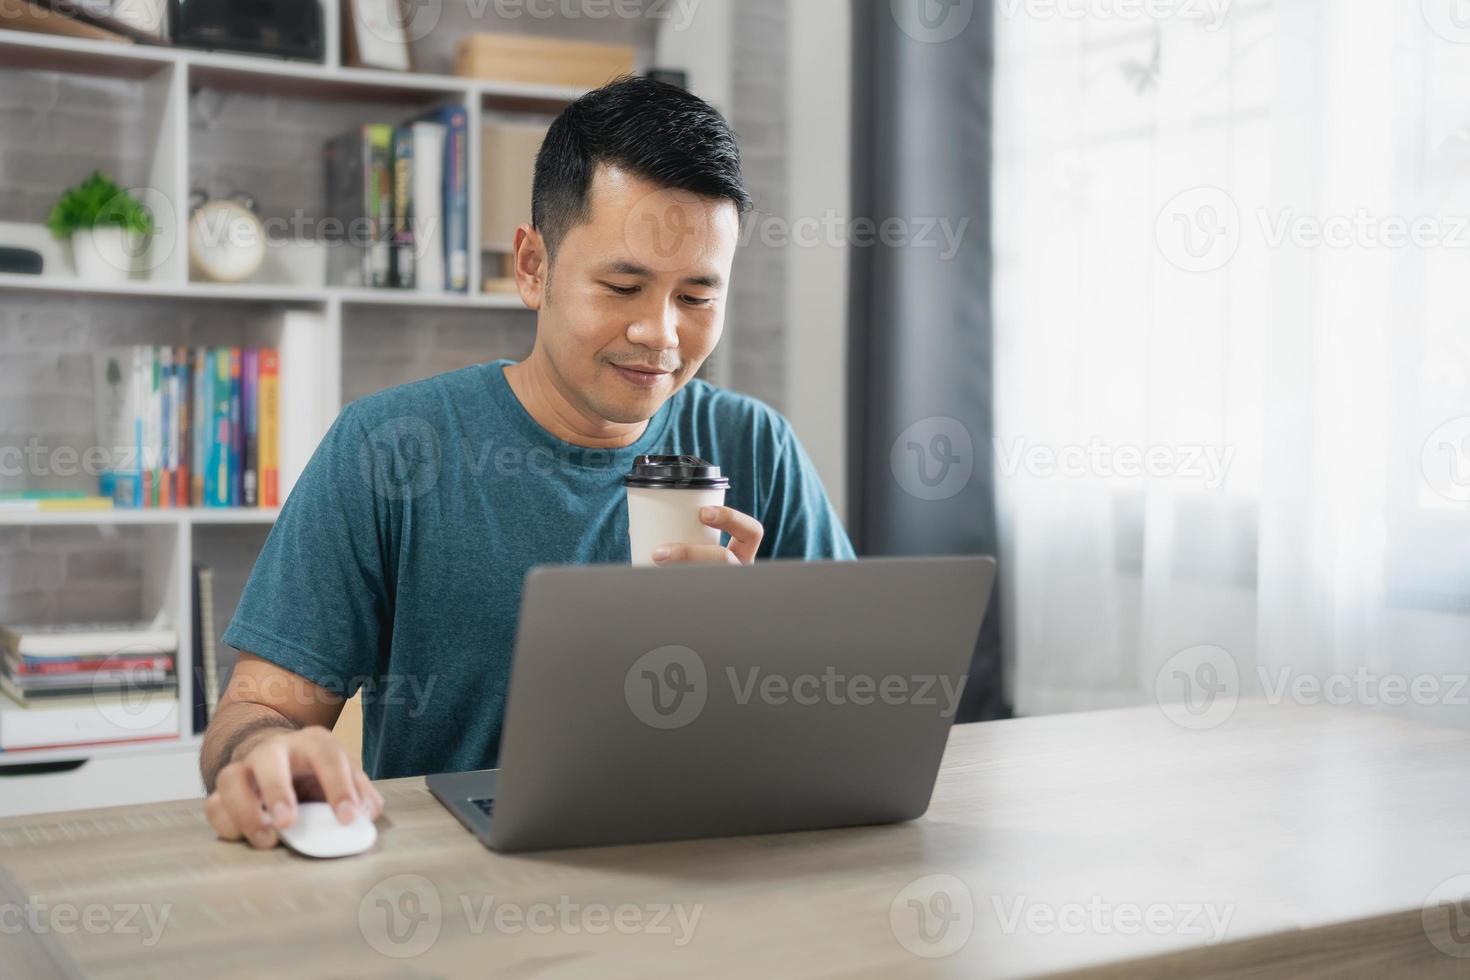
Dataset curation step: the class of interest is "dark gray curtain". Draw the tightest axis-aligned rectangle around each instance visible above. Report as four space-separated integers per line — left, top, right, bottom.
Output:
848 0 1007 722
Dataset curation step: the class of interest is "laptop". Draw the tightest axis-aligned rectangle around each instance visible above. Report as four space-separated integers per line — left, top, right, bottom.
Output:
428 555 995 852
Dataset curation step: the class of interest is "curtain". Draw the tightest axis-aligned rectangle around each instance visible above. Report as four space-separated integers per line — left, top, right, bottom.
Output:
993 0 1470 729
850 1 1008 721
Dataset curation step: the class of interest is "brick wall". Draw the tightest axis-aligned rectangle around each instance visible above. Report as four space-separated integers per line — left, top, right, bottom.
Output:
725 0 789 412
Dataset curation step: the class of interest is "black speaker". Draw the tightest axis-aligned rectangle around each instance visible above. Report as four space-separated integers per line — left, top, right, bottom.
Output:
169 0 325 62
0 247 43 275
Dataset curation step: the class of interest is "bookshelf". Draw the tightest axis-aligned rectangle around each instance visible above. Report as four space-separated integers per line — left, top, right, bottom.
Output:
0 7 660 811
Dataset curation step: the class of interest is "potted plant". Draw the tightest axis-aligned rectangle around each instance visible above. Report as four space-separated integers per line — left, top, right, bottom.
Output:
46 172 155 282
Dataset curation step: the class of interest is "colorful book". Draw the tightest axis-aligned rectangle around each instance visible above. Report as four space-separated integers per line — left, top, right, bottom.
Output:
390 125 416 289
159 346 173 507
242 349 259 507
207 349 231 507
0 497 113 512
192 346 208 507
8 654 173 675
176 345 191 506
228 347 242 507
143 347 160 507
259 349 280 508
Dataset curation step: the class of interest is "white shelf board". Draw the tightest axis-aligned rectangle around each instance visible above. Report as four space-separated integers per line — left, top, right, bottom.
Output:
0 734 202 769
0 273 323 304
0 273 531 310
0 28 588 108
333 286 527 309
0 508 280 527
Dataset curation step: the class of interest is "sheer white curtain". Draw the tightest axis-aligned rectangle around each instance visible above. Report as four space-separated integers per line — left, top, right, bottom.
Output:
992 0 1470 728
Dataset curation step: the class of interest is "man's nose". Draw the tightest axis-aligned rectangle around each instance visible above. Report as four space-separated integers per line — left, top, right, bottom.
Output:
626 296 681 351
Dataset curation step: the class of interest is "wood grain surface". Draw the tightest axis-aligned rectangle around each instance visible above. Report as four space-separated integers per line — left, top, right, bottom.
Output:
0 701 1467 979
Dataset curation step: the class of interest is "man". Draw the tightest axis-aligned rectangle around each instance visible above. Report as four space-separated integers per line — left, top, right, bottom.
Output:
202 76 854 850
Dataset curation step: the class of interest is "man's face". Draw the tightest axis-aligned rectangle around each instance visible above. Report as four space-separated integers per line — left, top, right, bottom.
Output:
518 164 742 425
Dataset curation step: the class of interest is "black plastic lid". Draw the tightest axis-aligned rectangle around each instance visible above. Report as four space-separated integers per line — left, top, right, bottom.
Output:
623 454 730 490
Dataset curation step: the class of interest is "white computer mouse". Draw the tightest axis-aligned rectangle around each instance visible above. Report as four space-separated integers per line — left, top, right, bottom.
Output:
277 801 378 858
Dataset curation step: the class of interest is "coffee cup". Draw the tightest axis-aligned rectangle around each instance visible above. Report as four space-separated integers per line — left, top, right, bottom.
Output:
624 454 731 566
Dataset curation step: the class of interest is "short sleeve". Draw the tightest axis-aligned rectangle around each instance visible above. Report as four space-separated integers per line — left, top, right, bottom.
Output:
760 420 858 561
221 404 390 697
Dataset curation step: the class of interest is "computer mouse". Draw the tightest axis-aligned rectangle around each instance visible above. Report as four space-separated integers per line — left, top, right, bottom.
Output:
277 801 378 858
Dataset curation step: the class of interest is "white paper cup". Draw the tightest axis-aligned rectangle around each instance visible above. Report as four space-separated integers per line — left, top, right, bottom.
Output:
624 455 732 565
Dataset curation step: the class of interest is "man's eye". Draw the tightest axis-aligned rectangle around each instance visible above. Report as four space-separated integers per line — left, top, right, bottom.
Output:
604 283 639 296
681 295 716 307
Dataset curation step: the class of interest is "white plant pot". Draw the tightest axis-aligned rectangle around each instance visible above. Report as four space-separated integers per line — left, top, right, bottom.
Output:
72 226 143 282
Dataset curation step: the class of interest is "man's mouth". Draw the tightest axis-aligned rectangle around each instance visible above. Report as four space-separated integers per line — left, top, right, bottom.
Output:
611 363 674 388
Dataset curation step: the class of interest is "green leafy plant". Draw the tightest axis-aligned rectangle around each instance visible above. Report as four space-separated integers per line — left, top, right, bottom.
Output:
46 171 154 239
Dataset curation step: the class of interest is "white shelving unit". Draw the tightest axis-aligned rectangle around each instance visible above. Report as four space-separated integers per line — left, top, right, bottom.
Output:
0 15 576 807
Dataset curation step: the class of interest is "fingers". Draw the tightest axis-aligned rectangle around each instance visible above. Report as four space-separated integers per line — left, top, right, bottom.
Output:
651 507 764 565
355 769 385 820
654 542 742 566
251 737 299 830
205 726 382 850
700 505 763 564
204 789 242 842
212 762 277 850
289 728 363 824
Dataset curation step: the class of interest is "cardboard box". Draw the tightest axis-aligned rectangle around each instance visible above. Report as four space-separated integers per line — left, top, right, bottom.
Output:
481 120 548 252
454 33 635 89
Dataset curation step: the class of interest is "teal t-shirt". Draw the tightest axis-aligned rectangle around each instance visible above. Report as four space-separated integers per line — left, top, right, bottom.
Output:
222 359 855 778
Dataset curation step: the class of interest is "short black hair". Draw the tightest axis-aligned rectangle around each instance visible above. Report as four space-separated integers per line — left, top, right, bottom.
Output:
531 75 752 259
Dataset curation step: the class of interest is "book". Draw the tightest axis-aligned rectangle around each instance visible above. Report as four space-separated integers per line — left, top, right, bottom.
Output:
0 497 113 512
207 349 230 507
143 346 160 507
415 105 469 292
242 348 259 507
324 124 394 288
0 622 179 659
159 346 174 507
0 692 179 752
7 653 174 676
197 567 220 716
390 125 416 289
0 491 93 499
177 345 191 506
192 346 208 506
259 349 280 507
0 673 174 705
228 348 242 507
410 120 447 292
191 565 207 735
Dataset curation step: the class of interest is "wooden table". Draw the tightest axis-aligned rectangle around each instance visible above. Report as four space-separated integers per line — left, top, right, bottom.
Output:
2 702 1467 979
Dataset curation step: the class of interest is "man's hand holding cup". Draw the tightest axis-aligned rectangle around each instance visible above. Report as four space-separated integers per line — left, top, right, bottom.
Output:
625 454 763 565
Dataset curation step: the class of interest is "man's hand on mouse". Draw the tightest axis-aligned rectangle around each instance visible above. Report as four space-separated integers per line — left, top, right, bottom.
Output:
652 505 763 565
204 726 383 850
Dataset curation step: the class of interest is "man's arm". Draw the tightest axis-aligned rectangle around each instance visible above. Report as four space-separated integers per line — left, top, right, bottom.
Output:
200 652 383 850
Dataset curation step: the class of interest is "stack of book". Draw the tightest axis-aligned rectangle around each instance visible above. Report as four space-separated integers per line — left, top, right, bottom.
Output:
325 105 470 292
92 346 281 509
0 621 180 752
0 490 115 514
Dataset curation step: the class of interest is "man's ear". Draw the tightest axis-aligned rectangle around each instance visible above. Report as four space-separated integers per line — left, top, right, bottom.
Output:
512 224 548 309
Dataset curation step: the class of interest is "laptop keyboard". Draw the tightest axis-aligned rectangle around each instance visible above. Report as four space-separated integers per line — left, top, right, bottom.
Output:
469 797 495 817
